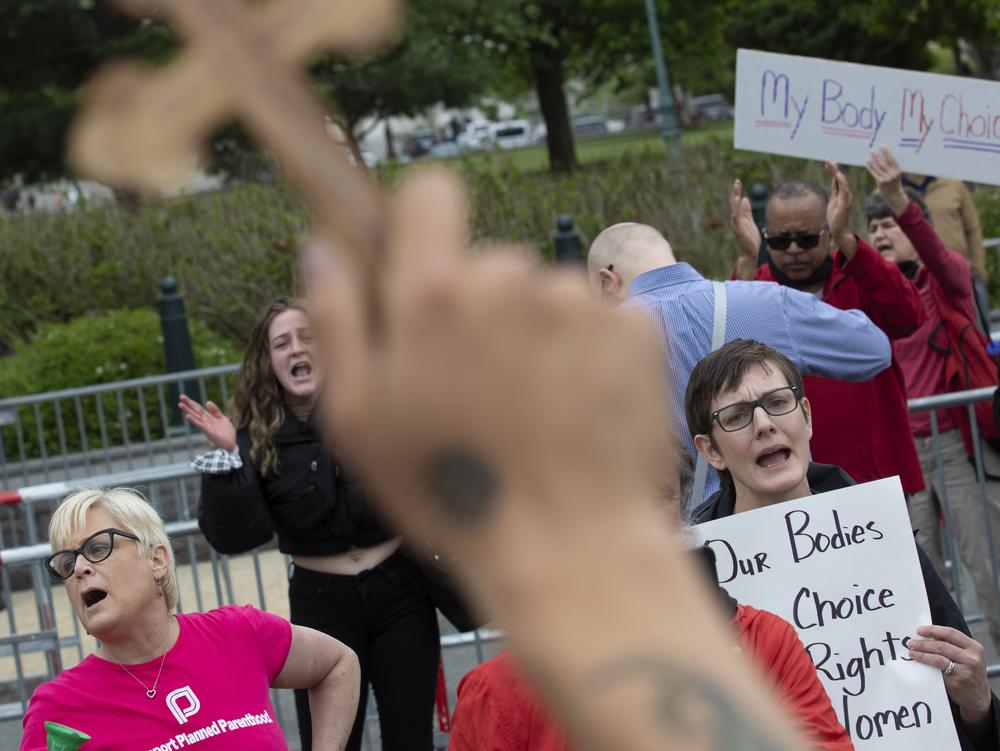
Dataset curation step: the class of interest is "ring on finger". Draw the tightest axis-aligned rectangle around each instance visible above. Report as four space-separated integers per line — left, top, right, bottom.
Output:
943 660 957 676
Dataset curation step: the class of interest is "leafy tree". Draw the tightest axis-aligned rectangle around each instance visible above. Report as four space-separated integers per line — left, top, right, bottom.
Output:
722 0 1000 79
457 0 730 173
0 1 174 183
311 0 496 159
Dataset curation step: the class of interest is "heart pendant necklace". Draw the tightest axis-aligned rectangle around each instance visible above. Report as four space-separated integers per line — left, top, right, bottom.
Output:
117 640 169 699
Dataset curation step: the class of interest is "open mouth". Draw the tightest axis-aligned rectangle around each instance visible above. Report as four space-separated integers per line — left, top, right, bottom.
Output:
756 447 790 468
875 242 893 253
290 362 312 378
82 589 108 609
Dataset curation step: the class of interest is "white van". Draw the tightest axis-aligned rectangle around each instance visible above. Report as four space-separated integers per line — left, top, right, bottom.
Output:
491 119 532 150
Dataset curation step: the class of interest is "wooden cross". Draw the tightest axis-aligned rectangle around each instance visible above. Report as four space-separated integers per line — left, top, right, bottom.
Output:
69 0 400 275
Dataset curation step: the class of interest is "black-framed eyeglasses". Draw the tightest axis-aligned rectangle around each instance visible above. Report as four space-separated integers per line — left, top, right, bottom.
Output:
762 226 828 252
46 528 139 581
711 386 801 433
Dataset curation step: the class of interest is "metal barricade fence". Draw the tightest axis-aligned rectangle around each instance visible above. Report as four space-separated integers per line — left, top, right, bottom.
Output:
906 386 1000 648
3 383 1000 737
0 364 239 513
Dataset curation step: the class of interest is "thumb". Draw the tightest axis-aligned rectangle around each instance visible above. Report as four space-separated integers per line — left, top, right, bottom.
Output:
205 401 224 418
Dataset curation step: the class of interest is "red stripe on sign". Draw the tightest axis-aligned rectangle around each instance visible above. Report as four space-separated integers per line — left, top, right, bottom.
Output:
0 491 23 506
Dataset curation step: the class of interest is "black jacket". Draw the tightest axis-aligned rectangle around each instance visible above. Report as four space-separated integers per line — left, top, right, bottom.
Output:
198 410 393 556
693 462 999 751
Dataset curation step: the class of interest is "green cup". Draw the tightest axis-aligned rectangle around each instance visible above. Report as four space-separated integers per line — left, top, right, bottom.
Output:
44 721 90 750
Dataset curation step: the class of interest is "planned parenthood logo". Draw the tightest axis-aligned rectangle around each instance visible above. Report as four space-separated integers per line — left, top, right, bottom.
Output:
166 686 201 725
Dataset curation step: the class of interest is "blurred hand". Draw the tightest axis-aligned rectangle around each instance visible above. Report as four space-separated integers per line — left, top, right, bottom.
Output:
304 167 804 751
307 169 671 592
178 394 237 452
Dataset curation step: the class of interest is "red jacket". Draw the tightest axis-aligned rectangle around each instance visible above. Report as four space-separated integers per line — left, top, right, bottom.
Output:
448 605 853 751
750 239 925 493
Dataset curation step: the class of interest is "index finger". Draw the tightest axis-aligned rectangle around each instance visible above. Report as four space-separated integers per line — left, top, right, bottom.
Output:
915 624 977 648
387 167 467 283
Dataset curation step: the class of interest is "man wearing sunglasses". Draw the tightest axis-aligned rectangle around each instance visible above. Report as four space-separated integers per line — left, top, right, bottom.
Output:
730 161 926 501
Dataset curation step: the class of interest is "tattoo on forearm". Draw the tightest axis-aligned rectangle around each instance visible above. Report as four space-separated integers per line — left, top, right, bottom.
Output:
423 447 499 525
591 656 794 751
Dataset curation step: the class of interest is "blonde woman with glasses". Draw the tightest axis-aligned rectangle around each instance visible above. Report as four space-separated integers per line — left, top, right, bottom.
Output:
19 488 359 750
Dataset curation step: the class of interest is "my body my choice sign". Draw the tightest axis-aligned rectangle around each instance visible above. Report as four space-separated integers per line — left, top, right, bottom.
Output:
734 48 1000 185
697 477 959 750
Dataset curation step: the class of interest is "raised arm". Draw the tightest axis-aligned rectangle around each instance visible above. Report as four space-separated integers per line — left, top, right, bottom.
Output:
823 159 924 338
273 625 360 751
306 169 806 751
866 147 971 298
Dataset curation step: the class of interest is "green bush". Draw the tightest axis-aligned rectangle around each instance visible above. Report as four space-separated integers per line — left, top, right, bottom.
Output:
0 309 239 459
0 181 305 353
0 137 981 355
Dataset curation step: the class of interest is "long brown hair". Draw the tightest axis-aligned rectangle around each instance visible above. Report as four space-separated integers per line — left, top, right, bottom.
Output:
230 297 308 475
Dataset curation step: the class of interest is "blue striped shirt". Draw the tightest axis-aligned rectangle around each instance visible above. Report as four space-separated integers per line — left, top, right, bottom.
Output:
626 263 892 503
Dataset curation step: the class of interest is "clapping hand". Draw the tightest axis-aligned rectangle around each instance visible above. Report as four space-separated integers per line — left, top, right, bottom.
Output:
730 179 762 279
824 160 857 258
178 394 237 452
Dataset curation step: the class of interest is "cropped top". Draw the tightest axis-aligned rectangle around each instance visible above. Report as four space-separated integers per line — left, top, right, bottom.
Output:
197 410 393 556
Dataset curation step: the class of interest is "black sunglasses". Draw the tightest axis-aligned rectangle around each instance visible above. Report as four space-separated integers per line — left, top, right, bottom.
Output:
762 226 828 252
46 528 140 581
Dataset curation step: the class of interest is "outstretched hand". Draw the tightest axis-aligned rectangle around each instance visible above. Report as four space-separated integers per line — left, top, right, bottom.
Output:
307 169 671 571
823 161 857 259
730 179 762 277
866 146 909 217
178 394 237 452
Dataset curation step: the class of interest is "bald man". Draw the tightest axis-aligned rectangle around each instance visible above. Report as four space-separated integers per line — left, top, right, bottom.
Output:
588 222 893 505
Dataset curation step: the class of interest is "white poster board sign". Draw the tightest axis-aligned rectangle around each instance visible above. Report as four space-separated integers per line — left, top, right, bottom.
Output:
697 477 959 749
734 48 1000 185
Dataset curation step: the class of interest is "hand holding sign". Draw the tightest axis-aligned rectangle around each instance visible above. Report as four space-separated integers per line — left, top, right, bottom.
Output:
909 625 993 730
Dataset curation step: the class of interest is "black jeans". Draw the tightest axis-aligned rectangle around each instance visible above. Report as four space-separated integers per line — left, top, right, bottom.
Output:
289 550 440 751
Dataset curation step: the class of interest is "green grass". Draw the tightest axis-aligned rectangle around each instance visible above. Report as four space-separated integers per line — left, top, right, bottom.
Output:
426 121 734 173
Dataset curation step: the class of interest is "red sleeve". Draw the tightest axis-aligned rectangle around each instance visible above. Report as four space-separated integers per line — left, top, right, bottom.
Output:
738 607 854 751
449 666 490 751
836 238 925 339
896 201 971 299
449 653 568 751
449 655 530 750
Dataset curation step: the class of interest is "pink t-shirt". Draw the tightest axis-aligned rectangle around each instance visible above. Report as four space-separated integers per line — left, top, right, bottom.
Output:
20 605 292 751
